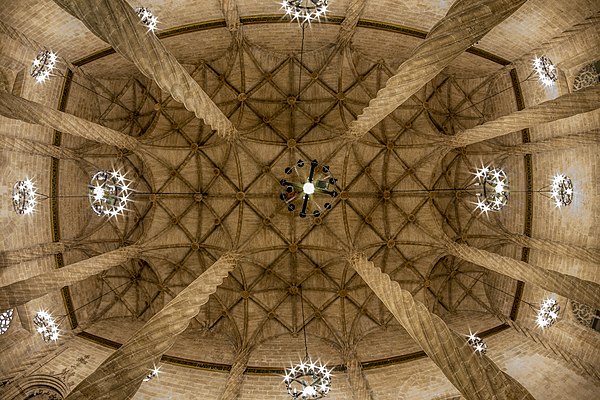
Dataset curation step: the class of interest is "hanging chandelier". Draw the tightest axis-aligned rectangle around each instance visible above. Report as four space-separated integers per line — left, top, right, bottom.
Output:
33 311 60 342
550 174 573 207
143 365 161 382
280 159 338 218
536 298 560 329
284 359 333 399
0 309 14 335
281 0 329 23
135 7 159 32
472 166 509 214
88 170 132 218
533 56 558 87
30 50 58 84
467 332 487 354
12 179 37 215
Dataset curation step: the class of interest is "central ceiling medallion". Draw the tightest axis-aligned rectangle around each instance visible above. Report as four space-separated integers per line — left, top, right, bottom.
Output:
280 159 338 218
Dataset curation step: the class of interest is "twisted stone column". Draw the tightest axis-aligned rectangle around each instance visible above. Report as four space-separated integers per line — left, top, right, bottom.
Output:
220 0 241 33
337 0 367 47
0 241 69 267
445 241 600 309
346 0 526 139
444 84 600 148
218 349 250 400
0 92 140 151
499 232 600 265
0 135 82 160
66 253 239 400
493 131 600 155
345 351 373 400
350 254 533 400
0 245 141 309
53 0 236 139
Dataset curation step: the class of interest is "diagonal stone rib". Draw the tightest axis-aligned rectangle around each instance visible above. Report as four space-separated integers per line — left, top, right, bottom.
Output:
0 245 142 309
345 0 527 140
53 0 237 139
0 92 141 151
220 0 241 33
444 241 600 309
0 135 82 160
65 253 239 400
444 84 600 148
350 253 534 400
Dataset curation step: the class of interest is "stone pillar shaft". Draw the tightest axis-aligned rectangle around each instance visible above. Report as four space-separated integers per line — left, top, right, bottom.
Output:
219 350 250 400
65 254 238 400
53 0 236 139
0 92 140 151
350 254 534 400
346 0 527 139
445 85 600 148
0 135 82 160
445 241 600 309
0 241 67 267
346 354 372 400
502 232 600 265
0 245 141 309
494 131 600 155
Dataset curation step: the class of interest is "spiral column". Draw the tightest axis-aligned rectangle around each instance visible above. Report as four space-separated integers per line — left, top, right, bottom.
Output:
0 92 141 151
345 351 373 400
53 0 236 139
346 0 527 140
444 241 600 309
218 349 250 400
350 254 533 400
494 131 600 155
500 232 600 265
0 136 82 160
444 84 600 148
0 241 69 267
0 245 142 309
65 253 239 400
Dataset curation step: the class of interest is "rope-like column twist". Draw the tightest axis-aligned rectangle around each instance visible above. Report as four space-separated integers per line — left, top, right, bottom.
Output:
444 241 600 310
501 232 600 265
492 131 600 155
53 0 237 140
0 245 142 309
349 253 534 400
336 0 368 47
218 349 250 400
0 135 82 160
0 92 141 151
345 0 527 140
345 351 373 400
65 253 239 400
0 241 68 267
444 85 600 148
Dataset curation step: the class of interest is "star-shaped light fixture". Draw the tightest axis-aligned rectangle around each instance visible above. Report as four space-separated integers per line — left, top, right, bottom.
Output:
467 332 487 355
135 7 159 32
143 365 161 382
12 179 37 215
536 298 560 329
550 174 573 208
33 310 60 342
533 56 558 87
281 0 329 24
283 358 333 399
30 50 58 84
88 170 132 218
472 166 509 214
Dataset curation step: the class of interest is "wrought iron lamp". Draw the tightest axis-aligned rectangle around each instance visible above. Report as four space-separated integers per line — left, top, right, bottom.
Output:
533 56 558 87
30 50 58 84
281 0 329 23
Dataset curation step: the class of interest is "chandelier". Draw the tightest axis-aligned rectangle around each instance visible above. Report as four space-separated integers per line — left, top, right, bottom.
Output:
135 7 159 32
467 332 487 354
30 50 58 84
281 0 329 23
533 56 557 87
549 174 573 207
0 309 14 335
280 160 338 218
472 166 509 214
33 311 60 342
536 298 560 329
88 170 132 218
282 285 333 398
143 365 161 382
12 179 37 215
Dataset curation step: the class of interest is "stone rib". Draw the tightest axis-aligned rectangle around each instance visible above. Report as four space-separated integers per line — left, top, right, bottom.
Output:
445 85 600 148
53 0 237 139
65 253 239 400
0 92 140 151
346 353 373 400
346 0 527 140
445 241 600 309
0 135 82 160
350 254 534 400
337 0 367 46
218 350 249 400
0 246 141 309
